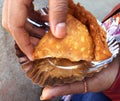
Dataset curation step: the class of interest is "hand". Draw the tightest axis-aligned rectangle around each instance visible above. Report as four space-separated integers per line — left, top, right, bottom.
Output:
49 0 68 38
2 0 35 60
2 0 68 60
40 56 120 100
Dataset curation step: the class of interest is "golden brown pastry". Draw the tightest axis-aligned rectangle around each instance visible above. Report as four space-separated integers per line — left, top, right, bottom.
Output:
33 2 112 61
33 14 94 62
68 0 112 60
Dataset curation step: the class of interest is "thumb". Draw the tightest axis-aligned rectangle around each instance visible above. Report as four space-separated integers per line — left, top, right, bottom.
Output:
49 0 68 38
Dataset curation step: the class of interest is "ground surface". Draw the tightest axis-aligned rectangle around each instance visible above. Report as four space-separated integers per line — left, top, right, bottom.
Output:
0 0 119 101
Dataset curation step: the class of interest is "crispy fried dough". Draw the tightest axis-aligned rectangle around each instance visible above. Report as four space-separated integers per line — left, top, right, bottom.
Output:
68 0 112 60
33 14 94 61
33 1 111 61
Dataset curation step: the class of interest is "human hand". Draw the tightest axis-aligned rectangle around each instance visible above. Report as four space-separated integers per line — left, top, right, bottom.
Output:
48 0 68 38
40 56 120 100
2 0 36 60
2 0 68 60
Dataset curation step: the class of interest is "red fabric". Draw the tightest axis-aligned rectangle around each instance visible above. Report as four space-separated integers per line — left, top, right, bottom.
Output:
104 67 120 101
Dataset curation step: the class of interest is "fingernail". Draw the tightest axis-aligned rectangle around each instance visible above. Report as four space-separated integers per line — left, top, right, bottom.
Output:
28 51 35 61
40 95 56 100
55 23 66 38
28 55 34 61
40 95 44 100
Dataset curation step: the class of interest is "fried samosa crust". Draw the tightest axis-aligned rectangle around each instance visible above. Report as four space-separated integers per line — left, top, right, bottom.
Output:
68 0 112 60
33 2 112 61
33 14 94 62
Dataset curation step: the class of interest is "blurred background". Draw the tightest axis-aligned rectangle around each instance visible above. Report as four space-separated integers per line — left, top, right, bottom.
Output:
0 0 119 101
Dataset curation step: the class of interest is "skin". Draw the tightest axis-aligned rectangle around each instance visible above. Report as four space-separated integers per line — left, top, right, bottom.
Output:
2 0 120 100
17 41 120 100
2 0 68 60
41 57 120 100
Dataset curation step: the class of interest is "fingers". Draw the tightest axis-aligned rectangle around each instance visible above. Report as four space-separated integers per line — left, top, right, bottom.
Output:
2 0 34 60
49 0 68 38
2 0 9 30
40 82 84 100
13 28 34 60
2 0 68 60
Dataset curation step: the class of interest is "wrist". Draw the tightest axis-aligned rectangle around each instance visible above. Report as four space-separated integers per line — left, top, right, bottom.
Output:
103 55 120 99
105 54 120 91
86 55 120 92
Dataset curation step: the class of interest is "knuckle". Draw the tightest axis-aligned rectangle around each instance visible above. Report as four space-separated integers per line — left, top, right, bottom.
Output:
2 20 8 29
8 23 14 30
49 0 68 23
8 23 18 33
50 0 68 13
24 41 31 48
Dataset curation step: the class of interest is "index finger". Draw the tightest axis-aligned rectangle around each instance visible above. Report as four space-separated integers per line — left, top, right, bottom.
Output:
13 27 34 60
8 0 34 60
